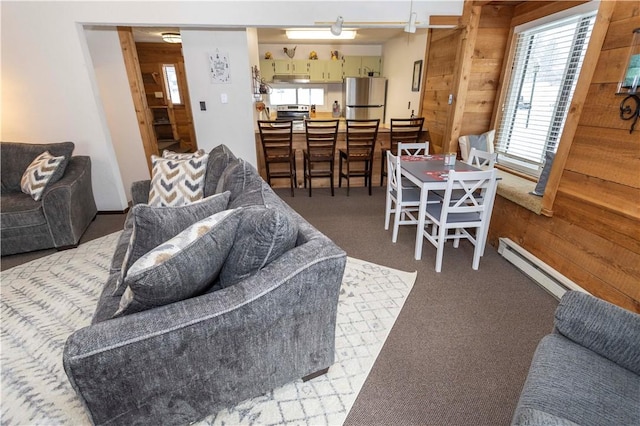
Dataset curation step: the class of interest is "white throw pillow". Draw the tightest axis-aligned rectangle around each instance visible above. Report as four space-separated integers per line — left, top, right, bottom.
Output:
148 153 209 207
20 151 65 201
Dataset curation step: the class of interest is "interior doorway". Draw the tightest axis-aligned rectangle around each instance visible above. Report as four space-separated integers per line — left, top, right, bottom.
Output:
118 27 198 173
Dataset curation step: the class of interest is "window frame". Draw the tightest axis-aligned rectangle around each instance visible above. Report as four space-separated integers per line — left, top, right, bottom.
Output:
495 7 596 178
491 1 610 217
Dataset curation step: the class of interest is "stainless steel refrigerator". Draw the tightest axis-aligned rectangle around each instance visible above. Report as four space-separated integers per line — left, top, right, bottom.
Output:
343 77 387 121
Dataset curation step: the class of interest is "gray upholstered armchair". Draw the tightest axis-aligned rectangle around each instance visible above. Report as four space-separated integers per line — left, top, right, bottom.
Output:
1 141 97 256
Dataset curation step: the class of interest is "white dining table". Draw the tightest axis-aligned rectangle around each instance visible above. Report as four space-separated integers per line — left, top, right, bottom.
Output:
399 154 481 260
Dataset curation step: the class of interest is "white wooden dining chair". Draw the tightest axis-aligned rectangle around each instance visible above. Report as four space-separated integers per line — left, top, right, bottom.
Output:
420 169 498 272
467 147 497 169
384 151 422 243
396 142 430 189
431 148 497 203
398 141 430 156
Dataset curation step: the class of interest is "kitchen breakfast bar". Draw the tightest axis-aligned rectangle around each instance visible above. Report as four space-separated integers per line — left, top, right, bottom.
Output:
254 119 430 190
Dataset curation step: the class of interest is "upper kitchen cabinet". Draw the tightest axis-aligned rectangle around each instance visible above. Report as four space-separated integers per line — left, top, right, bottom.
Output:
343 56 382 77
273 59 309 75
259 59 275 82
308 60 343 83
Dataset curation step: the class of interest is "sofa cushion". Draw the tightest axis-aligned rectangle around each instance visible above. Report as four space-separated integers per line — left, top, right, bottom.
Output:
0 192 47 229
148 154 209 207
204 144 237 197
219 206 298 288
216 159 265 203
114 209 242 316
20 151 65 201
554 290 640 375
512 333 640 426
1 141 74 192
113 191 231 296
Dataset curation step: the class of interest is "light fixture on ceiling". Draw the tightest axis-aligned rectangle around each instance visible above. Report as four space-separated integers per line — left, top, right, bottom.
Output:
161 32 182 44
286 29 356 40
331 16 344 36
404 12 417 33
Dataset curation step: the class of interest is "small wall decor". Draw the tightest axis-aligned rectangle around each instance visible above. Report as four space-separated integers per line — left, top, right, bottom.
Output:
331 50 339 61
283 46 297 58
616 28 640 133
209 49 231 84
309 51 318 60
412 60 423 92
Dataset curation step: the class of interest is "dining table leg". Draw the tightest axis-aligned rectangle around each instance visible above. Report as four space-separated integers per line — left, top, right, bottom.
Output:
414 184 429 260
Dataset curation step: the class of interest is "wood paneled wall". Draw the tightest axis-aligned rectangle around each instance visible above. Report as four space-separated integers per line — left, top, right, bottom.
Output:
136 43 197 152
486 0 640 313
422 28 459 154
419 0 640 312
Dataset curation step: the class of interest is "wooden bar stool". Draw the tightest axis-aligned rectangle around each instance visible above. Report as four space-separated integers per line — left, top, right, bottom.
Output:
380 117 425 186
339 119 380 196
257 120 296 196
303 119 339 196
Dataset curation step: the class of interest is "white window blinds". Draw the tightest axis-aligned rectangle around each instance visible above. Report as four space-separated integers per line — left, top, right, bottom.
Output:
495 11 596 176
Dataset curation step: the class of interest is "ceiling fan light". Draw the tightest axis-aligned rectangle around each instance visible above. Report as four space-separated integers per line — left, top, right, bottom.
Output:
331 16 344 36
161 32 182 43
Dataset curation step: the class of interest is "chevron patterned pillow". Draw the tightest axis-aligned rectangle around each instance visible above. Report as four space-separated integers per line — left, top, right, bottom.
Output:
162 149 206 160
148 153 209 207
20 150 65 201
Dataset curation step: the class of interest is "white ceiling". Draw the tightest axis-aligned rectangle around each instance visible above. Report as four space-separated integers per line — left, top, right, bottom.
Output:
132 26 407 45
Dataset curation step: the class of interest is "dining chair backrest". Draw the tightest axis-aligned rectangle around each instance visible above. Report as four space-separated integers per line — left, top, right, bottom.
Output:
439 169 498 223
305 119 339 155
257 120 294 156
345 119 380 158
467 147 497 169
390 117 425 155
386 151 401 194
458 129 495 162
398 142 430 156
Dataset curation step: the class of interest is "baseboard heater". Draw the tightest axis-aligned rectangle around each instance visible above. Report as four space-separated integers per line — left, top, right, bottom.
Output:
498 237 589 300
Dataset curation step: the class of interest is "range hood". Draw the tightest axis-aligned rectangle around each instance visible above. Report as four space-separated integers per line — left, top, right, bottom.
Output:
272 74 311 83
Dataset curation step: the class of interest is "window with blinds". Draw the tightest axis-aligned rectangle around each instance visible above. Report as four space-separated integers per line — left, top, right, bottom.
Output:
495 10 596 176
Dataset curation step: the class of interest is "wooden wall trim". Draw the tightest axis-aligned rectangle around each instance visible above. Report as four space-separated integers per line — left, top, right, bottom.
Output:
117 27 156 173
541 1 617 216
446 2 481 154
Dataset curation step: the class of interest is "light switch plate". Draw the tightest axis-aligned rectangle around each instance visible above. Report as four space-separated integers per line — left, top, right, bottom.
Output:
220 93 228 104
154 92 164 98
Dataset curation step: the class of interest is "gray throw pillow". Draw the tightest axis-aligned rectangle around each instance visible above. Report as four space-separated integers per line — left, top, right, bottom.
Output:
204 144 237 197
113 191 231 296
532 151 555 196
114 209 243 317
219 206 298 288
216 159 263 203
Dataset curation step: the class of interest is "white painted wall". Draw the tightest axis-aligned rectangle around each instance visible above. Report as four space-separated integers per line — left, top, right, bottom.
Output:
1 1 462 210
181 29 257 164
382 30 429 126
85 26 150 201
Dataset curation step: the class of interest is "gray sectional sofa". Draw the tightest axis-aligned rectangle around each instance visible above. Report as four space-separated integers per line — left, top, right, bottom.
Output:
0 141 97 256
63 144 347 425
512 291 640 426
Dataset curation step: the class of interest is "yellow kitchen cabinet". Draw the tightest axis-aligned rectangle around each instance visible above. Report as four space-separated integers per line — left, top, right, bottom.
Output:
259 59 275 82
274 59 309 75
308 60 343 82
342 56 382 77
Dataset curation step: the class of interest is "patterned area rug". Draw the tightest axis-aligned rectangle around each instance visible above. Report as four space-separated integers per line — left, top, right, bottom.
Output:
1 232 416 426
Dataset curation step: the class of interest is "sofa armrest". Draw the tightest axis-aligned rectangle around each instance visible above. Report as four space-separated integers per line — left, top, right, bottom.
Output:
41 156 97 247
554 291 640 375
130 180 150 205
63 238 346 425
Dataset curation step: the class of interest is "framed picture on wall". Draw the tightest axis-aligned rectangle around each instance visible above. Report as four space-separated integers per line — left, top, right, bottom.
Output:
412 60 423 92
